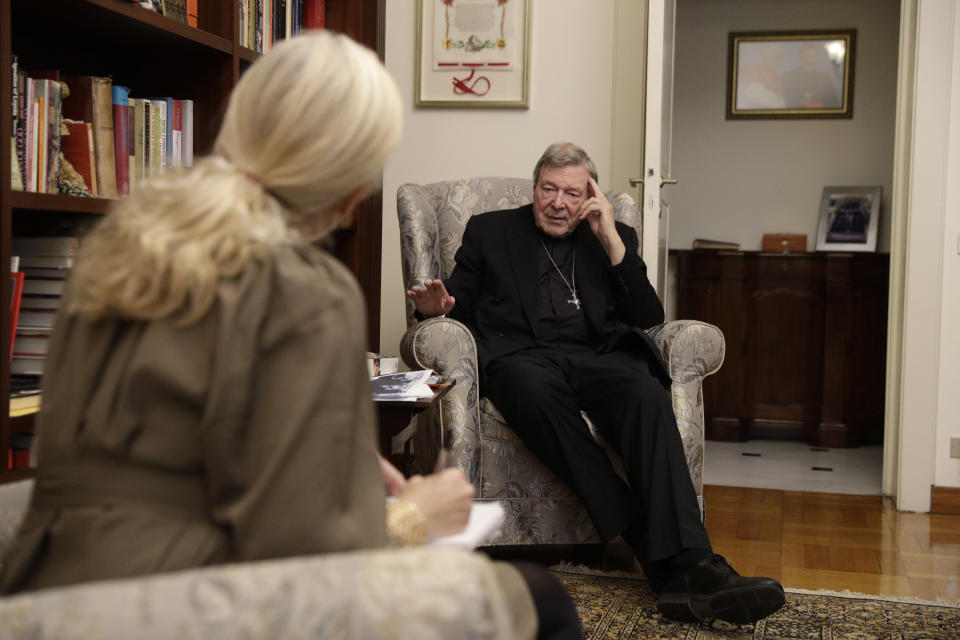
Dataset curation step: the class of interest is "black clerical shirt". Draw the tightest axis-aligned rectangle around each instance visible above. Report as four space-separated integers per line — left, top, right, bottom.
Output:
536 233 595 347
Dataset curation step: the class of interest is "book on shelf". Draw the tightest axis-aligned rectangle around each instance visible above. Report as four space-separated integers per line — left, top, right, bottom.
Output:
7 433 35 469
305 0 325 30
9 392 41 415
10 374 41 397
21 278 65 297
182 99 194 167
142 99 153 178
187 0 199 27
32 78 47 193
35 74 63 195
25 81 36 192
18 255 76 269
148 98 167 176
11 55 26 191
15 310 56 331
12 236 80 256
130 98 146 187
61 121 97 195
62 75 118 198
8 271 24 362
13 334 49 357
170 99 183 167
112 85 131 197
691 238 740 250
18 295 60 310
162 0 189 24
11 355 45 376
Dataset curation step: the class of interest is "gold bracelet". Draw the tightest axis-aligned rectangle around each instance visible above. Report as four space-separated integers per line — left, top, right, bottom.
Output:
386 500 428 546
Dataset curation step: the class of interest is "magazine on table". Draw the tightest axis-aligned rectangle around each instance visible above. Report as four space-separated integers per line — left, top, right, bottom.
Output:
370 369 436 401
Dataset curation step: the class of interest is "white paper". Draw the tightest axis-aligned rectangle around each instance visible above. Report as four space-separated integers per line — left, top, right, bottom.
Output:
428 501 505 549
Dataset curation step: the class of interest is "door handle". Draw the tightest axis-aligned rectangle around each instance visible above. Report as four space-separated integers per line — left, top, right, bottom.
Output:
628 177 679 187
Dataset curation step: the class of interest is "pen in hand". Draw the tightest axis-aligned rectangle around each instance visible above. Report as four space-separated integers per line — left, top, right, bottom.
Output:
434 448 449 474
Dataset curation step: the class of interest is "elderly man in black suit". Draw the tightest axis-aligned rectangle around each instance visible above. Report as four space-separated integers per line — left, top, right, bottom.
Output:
407 142 784 625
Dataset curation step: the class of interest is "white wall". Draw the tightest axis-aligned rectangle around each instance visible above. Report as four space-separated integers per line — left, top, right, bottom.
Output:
380 0 619 359
670 0 900 252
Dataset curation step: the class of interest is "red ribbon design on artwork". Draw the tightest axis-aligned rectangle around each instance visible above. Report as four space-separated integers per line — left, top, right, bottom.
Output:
452 70 491 96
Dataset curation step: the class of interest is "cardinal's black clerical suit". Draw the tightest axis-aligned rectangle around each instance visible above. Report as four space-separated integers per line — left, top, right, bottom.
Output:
444 204 710 564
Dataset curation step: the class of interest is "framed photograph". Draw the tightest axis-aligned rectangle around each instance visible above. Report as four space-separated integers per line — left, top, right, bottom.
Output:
816 186 881 252
726 29 856 119
415 0 531 108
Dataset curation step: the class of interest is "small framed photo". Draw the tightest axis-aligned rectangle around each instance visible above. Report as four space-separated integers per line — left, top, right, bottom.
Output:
816 186 881 252
415 0 531 108
727 29 856 119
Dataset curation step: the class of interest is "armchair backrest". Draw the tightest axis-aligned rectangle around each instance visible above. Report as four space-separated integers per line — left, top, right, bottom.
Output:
397 177 643 328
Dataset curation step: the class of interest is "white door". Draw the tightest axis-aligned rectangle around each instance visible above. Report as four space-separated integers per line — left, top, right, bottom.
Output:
628 0 677 302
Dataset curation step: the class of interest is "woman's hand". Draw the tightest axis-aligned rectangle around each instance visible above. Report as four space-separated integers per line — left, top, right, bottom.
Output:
398 468 475 539
378 453 407 497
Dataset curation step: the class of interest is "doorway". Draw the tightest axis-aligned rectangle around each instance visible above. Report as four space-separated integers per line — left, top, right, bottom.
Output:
664 0 902 494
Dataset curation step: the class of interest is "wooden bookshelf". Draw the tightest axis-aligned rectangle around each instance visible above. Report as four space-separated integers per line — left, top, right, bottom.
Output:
0 0 385 483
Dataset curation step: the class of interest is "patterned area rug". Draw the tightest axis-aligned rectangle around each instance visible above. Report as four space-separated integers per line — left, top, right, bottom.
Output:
550 567 960 639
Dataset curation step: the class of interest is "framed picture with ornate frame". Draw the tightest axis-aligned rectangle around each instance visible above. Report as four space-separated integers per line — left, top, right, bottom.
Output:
726 29 856 120
815 186 881 252
415 0 532 108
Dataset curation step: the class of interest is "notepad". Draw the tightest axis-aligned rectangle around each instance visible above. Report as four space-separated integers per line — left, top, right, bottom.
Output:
428 501 505 549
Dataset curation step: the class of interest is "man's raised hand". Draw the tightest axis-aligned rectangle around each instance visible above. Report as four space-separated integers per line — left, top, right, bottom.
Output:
406 278 456 317
579 177 625 265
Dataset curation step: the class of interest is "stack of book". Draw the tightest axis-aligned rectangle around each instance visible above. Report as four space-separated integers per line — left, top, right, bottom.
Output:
10 60 194 197
9 236 79 378
240 0 327 53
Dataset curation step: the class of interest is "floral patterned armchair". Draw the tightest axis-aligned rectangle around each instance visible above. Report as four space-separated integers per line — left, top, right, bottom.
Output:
397 178 725 547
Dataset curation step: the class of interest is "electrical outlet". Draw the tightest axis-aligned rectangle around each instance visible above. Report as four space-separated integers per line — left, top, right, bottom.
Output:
952 437 960 459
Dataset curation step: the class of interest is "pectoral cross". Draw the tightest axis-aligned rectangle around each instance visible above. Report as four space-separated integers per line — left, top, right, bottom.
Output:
569 295 581 310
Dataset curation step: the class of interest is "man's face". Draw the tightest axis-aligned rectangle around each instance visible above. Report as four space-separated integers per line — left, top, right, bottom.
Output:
533 165 590 238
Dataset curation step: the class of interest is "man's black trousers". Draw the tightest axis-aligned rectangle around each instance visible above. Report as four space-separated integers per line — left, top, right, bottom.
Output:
485 345 711 563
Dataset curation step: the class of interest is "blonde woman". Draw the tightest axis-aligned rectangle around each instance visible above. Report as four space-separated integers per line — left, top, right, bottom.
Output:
0 33 580 640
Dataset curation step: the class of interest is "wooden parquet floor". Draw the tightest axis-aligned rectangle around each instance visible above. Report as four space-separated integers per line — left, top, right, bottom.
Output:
703 484 960 602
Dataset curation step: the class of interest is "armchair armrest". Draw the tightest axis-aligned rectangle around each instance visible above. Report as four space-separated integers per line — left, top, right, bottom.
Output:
646 320 725 384
399 317 482 486
0 548 533 639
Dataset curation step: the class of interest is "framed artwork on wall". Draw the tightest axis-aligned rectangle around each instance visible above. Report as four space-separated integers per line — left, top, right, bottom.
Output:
726 29 856 120
415 0 531 108
815 186 881 252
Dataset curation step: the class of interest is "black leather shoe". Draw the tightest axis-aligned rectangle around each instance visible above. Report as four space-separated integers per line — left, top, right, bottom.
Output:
657 554 785 624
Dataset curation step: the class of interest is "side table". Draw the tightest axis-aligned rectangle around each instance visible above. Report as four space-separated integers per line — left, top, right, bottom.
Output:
374 380 456 475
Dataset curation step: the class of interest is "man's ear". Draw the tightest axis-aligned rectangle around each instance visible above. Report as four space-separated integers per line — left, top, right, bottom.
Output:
335 185 371 227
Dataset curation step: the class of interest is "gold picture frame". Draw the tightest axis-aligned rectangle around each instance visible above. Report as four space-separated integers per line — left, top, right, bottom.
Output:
726 29 856 120
415 0 531 108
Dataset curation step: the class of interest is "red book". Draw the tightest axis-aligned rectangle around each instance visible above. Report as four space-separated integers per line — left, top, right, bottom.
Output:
304 0 325 29
112 86 131 196
61 121 97 195
187 0 198 27
8 272 24 362
171 99 183 167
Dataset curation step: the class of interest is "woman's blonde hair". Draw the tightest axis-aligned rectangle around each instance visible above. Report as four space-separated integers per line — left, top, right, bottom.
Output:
66 32 402 326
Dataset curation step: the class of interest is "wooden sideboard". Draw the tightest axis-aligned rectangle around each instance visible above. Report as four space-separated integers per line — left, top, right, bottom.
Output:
673 250 889 447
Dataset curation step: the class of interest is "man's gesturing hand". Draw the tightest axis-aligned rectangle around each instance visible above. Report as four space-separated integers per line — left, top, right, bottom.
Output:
579 177 626 265
405 278 456 317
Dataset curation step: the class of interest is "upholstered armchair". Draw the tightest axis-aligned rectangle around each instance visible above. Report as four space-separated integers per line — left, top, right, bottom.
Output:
397 177 725 547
